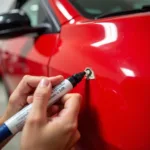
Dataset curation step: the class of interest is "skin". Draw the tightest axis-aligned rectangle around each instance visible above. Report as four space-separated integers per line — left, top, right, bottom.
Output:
0 76 81 150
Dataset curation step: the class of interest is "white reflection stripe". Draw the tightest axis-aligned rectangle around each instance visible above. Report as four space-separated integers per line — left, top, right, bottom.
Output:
56 1 72 20
91 23 118 47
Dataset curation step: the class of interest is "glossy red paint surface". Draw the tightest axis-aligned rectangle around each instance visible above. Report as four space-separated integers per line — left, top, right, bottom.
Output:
0 1 150 150
49 13 150 150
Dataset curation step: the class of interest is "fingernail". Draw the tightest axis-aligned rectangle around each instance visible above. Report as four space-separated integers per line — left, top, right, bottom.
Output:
39 78 49 87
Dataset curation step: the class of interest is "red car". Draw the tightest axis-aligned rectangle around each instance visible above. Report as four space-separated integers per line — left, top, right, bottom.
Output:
0 0 150 149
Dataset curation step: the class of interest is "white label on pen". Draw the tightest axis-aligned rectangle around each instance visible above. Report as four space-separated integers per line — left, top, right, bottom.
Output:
5 79 73 134
5 104 32 134
48 79 73 106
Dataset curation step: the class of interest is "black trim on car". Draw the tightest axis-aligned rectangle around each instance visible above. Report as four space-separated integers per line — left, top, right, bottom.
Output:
40 0 60 33
69 0 96 19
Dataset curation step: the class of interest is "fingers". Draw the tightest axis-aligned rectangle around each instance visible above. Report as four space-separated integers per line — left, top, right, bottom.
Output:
49 76 64 87
9 75 64 103
73 130 81 144
9 75 64 113
27 97 60 117
69 130 81 149
28 78 51 123
47 105 60 117
58 94 81 124
16 75 64 95
27 96 33 104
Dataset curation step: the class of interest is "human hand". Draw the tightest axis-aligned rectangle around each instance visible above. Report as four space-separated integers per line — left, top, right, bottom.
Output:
21 78 81 150
0 75 64 124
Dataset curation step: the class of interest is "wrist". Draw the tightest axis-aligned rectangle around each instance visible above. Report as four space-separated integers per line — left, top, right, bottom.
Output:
0 115 8 125
0 116 5 125
0 109 12 125
0 104 18 124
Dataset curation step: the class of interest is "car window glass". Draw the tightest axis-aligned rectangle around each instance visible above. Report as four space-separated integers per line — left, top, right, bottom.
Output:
70 0 150 19
21 0 40 26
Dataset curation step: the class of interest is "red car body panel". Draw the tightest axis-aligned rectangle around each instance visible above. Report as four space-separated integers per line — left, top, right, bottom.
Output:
49 13 150 150
0 0 150 150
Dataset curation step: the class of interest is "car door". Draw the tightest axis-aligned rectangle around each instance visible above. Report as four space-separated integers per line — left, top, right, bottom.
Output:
0 0 60 93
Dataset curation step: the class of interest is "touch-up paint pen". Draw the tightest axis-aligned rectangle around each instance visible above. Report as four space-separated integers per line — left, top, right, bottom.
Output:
0 72 85 143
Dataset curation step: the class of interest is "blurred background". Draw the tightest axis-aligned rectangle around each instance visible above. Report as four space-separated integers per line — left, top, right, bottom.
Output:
0 1 21 150
0 0 15 13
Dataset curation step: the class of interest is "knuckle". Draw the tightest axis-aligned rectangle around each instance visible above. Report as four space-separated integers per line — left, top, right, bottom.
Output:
9 99 15 106
9 95 14 103
23 75 31 80
73 94 82 105
35 90 48 99
74 94 82 100
77 131 81 140
9 94 17 105
65 122 77 132
27 116 42 125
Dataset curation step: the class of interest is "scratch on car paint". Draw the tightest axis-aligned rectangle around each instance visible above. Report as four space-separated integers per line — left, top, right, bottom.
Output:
85 67 95 80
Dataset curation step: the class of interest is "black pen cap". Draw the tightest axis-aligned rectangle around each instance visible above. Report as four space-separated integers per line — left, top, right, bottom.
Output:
68 72 85 87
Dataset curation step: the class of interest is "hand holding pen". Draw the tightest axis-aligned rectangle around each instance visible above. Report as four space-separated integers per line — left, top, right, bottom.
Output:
0 75 83 149
21 78 81 150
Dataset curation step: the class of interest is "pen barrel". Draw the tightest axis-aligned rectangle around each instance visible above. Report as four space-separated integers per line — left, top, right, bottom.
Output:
2 79 73 138
0 124 12 142
48 79 73 106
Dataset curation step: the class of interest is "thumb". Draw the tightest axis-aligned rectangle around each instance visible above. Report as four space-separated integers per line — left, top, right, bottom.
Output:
30 78 51 121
